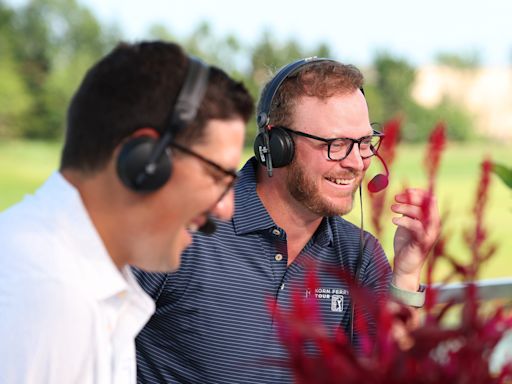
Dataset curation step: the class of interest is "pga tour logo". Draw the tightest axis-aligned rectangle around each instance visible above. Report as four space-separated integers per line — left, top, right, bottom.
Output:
331 294 344 312
305 288 347 312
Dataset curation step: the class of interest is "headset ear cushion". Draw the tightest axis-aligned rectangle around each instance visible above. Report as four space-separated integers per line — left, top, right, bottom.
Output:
253 132 267 165
116 136 172 192
268 127 295 168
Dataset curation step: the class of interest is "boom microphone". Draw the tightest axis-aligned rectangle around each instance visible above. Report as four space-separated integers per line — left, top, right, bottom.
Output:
367 152 389 193
198 215 216 235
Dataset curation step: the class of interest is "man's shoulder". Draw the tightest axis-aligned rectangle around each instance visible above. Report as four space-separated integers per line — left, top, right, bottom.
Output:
0 215 79 283
0 277 96 341
0 278 96 382
0 181 68 261
182 223 235 256
330 215 364 236
330 216 378 239
329 215 382 256
0 206 96 318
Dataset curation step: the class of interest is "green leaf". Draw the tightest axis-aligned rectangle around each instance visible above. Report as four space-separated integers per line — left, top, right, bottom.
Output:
492 163 512 189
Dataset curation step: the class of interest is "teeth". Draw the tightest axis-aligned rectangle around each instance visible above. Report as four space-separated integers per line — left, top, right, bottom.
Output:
187 223 199 232
328 177 353 185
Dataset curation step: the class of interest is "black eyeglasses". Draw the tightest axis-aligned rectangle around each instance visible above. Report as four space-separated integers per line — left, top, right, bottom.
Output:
280 124 384 161
170 142 238 199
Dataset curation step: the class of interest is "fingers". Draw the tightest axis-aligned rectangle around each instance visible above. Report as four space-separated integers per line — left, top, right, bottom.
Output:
395 188 433 206
392 188 441 251
394 188 440 225
391 203 423 221
391 215 424 234
386 301 419 351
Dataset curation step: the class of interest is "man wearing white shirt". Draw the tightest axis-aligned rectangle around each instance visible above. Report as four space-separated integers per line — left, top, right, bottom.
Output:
0 40 253 383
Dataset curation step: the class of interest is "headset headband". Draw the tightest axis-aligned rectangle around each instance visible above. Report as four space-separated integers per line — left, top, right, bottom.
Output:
149 56 210 163
256 57 336 130
168 56 210 136
117 55 210 192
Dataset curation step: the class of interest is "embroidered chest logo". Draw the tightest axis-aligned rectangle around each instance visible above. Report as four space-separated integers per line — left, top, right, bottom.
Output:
331 294 344 312
305 288 349 313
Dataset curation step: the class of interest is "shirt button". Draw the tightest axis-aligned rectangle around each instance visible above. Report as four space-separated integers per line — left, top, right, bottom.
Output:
280 283 285 290
274 253 283 262
272 229 281 236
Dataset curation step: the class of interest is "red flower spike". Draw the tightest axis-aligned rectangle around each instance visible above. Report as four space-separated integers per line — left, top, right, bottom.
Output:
424 121 447 191
272 129 511 382
368 118 402 237
462 158 496 280
418 122 446 249
380 117 402 163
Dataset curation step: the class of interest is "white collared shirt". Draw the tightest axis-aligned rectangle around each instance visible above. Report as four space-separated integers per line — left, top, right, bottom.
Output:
0 172 155 384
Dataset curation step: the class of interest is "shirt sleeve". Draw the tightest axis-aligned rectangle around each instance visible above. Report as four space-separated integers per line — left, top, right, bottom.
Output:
0 280 96 384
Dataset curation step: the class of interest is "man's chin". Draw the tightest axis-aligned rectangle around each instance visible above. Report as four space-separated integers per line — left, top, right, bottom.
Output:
161 229 193 271
134 256 181 273
325 196 356 217
138 244 186 273
337 205 354 217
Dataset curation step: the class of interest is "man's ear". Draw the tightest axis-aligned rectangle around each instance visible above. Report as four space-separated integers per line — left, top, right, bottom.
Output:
130 127 160 139
115 127 173 192
114 128 160 155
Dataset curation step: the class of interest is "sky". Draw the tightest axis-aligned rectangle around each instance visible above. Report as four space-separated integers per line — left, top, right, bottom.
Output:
82 0 512 67
7 0 512 67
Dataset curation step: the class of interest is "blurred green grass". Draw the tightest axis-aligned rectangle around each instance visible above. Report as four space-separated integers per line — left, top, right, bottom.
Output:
1 140 510 281
0 140 61 208
343 142 512 281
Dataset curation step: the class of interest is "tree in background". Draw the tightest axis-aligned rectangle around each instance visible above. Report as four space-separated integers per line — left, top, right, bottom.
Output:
370 52 474 142
373 52 416 119
148 22 332 143
0 3 32 137
0 2 477 143
435 50 481 69
148 21 246 78
1 0 120 139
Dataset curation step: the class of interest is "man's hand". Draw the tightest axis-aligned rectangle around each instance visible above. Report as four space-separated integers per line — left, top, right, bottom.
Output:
388 301 419 350
391 188 441 291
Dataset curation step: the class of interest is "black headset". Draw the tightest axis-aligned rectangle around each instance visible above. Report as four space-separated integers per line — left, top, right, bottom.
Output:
253 57 336 177
254 57 378 346
116 56 210 192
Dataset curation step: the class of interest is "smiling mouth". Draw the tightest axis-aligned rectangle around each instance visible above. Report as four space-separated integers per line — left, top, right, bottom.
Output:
186 215 207 233
325 176 356 186
186 223 199 233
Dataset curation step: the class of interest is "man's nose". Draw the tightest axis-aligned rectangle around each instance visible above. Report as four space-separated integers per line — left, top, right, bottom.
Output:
339 143 364 171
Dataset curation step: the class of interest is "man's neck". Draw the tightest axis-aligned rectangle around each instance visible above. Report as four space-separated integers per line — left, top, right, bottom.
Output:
256 167 323 264
61 167 130 271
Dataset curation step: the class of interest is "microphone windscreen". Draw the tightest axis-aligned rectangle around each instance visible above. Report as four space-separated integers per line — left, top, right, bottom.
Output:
198 217 216 235
367 174 389 193
367 152 390 193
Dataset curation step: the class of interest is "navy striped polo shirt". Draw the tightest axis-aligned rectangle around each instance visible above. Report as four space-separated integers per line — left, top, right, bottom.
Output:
134 157 392 384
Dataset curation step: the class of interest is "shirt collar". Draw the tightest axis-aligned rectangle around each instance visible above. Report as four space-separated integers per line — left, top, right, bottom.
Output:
47 172 151 303
316 216 334 247
232 158 276 235
120 266 156 315
232 158 334 247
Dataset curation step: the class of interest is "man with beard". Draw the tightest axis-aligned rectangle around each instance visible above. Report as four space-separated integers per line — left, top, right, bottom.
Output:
134 58 440 384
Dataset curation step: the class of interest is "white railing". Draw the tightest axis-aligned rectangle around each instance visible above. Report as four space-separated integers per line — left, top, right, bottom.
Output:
433 277 512 303
434 277 512 372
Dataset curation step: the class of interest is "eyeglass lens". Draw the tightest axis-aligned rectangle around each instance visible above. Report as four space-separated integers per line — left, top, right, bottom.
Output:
328 135 381 160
